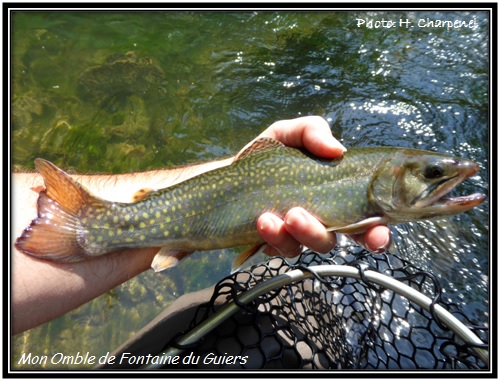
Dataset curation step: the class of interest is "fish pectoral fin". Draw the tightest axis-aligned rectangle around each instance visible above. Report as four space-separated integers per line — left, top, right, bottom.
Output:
151 248 192 272
326 216 386 234
231 243 267 273
132 188 154 202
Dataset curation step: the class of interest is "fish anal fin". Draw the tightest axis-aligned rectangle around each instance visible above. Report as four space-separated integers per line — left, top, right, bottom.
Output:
231 243 267 272
152 248 192 272
233 137 284 162
132 188 153 202
327 216 386 234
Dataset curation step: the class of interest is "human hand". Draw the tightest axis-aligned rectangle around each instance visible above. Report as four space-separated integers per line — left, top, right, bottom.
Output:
252 116 392 257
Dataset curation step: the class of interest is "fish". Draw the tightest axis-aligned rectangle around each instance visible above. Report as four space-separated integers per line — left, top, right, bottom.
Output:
15 138 486 272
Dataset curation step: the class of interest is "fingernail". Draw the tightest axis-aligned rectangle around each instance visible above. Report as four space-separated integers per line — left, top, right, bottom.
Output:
374 235 392 254
330 136 347 153
285 208 307 228
284 211 298 227
258 218 273 233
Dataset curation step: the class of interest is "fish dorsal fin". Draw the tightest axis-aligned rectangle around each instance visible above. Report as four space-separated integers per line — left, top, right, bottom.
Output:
234 137 284 162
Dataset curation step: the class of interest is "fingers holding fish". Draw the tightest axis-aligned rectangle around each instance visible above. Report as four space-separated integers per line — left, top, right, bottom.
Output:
258 205 392 257
256 212 304 258
258 116 346 159
258 206 338 256
282 207 338 254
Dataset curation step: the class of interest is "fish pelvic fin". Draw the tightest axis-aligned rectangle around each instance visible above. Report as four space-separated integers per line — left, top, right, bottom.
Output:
15 159 109 262
152 248 192 272
231 243 266 273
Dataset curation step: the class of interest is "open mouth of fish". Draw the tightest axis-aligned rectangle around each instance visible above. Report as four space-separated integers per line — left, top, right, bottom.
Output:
414 162 486 213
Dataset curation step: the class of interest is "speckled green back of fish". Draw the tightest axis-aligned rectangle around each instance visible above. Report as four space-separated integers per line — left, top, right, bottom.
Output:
15 138 485 272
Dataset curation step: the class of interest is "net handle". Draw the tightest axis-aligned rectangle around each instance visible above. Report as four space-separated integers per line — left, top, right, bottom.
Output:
144 265 489 369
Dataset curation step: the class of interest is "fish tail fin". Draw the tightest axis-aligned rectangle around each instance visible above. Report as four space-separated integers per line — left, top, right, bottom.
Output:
15 159 108 262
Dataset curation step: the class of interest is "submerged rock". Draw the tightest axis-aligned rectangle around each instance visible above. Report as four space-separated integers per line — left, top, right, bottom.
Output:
77 51 167 108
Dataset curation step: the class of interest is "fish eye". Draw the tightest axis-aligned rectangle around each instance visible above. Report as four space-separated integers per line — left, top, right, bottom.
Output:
424 164 445 179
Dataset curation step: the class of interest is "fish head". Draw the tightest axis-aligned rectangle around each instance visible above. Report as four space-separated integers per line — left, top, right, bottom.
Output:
370 149 486 222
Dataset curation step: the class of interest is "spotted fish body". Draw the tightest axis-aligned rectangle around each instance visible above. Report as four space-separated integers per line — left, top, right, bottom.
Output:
15 138 485 271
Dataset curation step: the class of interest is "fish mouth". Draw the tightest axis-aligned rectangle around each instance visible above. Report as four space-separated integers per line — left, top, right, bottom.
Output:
413 162 486 214
437 192 486 209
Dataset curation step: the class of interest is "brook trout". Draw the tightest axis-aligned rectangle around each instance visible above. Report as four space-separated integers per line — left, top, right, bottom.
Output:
15 138 486 272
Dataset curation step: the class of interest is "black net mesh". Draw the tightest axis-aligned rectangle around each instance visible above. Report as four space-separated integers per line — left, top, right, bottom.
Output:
158 246 488 370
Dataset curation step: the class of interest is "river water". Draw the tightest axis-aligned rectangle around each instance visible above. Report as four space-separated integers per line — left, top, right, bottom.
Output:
11 10 490 369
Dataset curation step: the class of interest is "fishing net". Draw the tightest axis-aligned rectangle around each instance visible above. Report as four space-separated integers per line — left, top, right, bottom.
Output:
109 246 489 370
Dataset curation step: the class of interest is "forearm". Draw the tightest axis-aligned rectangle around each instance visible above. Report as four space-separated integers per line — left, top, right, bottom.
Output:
78 157 233 202
11 157 233 335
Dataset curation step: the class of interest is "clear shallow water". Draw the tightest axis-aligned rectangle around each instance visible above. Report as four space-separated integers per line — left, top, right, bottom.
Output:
11 10 489 369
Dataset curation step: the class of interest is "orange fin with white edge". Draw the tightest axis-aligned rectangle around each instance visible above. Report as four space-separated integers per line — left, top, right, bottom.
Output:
15 159 110 262
231 243 267 272
152 248 193 272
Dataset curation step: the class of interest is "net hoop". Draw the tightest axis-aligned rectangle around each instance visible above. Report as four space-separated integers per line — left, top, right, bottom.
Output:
144 264 488 369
